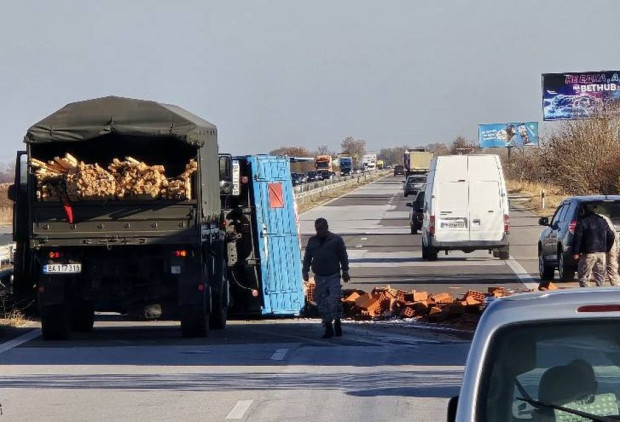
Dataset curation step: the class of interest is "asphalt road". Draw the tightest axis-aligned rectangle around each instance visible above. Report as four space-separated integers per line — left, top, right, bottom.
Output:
0 176 548 421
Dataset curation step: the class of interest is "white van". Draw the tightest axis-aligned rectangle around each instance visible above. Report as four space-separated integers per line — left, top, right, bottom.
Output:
421 154 509 260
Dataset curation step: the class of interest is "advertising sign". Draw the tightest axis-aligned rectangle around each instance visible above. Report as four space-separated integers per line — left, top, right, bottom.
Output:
478 122 538 148
542 71 620 120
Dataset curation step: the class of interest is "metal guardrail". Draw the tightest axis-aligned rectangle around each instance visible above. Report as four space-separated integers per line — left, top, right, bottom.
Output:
293 170 389 201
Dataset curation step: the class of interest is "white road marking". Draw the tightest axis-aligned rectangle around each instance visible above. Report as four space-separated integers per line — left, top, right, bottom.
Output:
355 244 363 248
226 400 253 420
0 329 41 355
506 256 539 290
270 348 288 361
361 237 367 240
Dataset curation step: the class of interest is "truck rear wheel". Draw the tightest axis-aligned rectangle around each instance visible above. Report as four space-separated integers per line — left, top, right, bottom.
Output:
498 247 510 260
41 304 70 340
181 303 210 338
70 301 94 332
210 276 229 330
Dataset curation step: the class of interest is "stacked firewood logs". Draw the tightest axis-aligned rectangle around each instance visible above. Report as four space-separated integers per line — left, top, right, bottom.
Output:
31 153 198 201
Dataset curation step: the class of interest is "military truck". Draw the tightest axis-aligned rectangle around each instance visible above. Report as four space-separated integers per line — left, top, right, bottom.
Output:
9 96 230 340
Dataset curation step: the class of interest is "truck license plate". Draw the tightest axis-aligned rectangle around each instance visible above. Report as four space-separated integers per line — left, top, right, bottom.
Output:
441 221 465 229
43 264 82 274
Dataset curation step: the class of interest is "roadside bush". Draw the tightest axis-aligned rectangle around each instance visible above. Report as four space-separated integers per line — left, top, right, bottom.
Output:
503 110 620 195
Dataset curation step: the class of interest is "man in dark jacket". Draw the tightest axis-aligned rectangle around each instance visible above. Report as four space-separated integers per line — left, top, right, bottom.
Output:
571 204 616 287
302 218 350 338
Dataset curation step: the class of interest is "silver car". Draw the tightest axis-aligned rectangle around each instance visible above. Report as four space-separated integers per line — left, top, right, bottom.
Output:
450 288 620 421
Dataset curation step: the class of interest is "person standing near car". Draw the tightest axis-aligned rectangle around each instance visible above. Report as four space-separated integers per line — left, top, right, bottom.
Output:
596 211 620 286
571 204 616 287
302 218 350 338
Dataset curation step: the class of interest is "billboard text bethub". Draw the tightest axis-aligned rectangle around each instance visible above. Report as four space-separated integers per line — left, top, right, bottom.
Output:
542 71 620 120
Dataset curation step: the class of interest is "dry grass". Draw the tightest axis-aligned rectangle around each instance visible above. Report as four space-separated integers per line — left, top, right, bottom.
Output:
506 179 569 216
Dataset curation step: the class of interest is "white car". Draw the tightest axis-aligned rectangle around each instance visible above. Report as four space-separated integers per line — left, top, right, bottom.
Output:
450 288 620 421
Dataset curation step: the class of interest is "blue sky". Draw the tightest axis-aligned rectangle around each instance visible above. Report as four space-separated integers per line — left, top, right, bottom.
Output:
1 0 620 162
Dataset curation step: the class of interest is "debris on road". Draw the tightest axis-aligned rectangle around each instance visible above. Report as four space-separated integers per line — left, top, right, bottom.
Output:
304 279 567 329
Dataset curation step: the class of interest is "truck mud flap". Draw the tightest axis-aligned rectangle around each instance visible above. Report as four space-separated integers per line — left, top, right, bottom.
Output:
177 264 210 310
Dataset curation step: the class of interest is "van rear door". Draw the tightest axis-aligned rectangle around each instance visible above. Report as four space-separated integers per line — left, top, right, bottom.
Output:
469 181 503 242
434 181 469 242
467 156 505 242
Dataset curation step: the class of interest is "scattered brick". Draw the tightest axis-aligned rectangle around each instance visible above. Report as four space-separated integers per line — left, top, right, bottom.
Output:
538 282 558 291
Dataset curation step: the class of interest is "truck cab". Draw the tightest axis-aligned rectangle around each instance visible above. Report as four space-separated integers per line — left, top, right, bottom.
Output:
449 288 620 421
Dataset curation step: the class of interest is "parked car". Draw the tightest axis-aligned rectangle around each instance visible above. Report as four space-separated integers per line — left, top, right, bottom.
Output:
406 191 425 234
393 164 405 176
449 288 620 421
538 195 620 281
307 171 322 182
403 174 426 197
319 170 335 180
421 154 510 261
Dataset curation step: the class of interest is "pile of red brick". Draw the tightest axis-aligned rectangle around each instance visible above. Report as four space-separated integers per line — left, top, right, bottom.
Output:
304 280 558 327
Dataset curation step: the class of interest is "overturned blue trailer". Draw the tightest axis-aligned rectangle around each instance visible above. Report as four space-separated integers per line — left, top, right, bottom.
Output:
222 155 305 317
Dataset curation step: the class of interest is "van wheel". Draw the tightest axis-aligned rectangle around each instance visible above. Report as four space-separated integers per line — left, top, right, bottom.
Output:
539 249 554 281
558 251 575 281
498 247 510 260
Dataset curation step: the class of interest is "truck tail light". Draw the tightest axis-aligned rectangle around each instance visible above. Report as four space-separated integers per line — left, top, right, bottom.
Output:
429 215 435 235
48 251 61 259
197 283 205 292
174 250 188 257
504 214 510 233
568 220 577 234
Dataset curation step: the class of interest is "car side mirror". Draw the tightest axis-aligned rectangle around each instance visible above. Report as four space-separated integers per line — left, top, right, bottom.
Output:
538 217 549 226
447 396 458 422
405 202 412 207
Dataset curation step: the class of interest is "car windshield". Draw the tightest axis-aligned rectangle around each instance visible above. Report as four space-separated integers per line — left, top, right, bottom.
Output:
407 177 425 183
479 320 620 422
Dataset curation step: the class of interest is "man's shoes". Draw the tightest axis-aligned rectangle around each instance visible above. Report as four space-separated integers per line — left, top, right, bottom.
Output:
322 321 334 339
334 319 342 337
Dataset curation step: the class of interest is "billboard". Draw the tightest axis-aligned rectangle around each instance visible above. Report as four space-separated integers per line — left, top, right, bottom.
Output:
542 71 620 120
478 122 538 148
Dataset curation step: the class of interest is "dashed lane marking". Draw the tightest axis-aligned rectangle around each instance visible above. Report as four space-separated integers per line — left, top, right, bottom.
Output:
0 329 41 355
270 348 288 361
226 400 253 420
506 256 539 290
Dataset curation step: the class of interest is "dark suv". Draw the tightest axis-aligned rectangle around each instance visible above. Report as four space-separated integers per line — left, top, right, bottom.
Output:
538 195 620 281
394 165 405 176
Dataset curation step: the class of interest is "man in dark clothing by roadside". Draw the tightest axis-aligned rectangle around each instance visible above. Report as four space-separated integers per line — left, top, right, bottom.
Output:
302 218 350 338
571 204 616 287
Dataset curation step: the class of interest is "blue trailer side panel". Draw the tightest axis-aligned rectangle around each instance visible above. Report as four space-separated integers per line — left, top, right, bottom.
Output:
248 155 304 315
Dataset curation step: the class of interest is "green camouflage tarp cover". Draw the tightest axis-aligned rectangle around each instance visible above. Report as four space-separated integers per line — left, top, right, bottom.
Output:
25 96 217 147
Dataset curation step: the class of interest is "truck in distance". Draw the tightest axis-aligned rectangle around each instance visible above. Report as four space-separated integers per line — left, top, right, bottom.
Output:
362 153 377 171
404 148 433 176
314 155 333 172
339 156 353 176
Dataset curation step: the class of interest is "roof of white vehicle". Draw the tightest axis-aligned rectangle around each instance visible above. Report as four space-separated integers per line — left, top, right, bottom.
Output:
480 288 620 327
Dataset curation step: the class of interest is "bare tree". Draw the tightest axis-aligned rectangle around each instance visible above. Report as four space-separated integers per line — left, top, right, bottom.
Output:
450 136 479 155
340 136 367 167
269 146 315 172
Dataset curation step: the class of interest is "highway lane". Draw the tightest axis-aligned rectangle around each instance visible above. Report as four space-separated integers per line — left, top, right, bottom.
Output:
301 175 543 295
0 175 550 421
